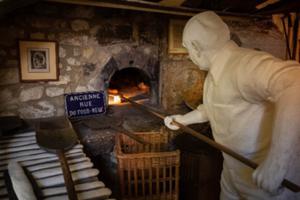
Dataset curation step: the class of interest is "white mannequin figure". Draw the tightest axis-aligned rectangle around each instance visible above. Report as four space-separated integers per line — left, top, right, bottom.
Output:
165 11 300 200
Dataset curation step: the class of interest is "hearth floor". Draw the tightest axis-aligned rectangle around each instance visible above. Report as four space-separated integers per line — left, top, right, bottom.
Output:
72 103 164 199
72 103 223 200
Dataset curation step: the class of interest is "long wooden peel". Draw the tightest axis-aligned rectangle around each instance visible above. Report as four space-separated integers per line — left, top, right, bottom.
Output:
79 116 150 145
36 118 78 200
111 126 151 145
118 94 300 193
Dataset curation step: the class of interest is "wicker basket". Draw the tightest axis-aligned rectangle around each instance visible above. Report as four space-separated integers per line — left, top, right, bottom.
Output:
115 129 180 200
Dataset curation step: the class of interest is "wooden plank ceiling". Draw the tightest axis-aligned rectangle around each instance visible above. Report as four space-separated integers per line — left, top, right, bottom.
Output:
0 0 300 17
122 0 300 15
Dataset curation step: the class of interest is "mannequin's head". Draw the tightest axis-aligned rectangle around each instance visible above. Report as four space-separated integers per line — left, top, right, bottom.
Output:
183 11 230 70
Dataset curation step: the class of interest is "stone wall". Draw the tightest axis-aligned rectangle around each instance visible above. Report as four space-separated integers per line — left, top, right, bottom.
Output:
0 2 164 118
226 17 286 58
0 2 286 118
161 16 286 112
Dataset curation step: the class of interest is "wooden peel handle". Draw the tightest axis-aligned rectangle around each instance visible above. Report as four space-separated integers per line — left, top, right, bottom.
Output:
119 94 300 193
57 150 78 200
172 121 300 193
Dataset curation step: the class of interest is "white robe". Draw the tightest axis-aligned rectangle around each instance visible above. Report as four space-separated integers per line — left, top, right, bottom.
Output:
201 41 300 199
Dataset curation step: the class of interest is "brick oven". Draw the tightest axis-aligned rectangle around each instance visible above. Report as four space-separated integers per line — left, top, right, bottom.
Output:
98 46 159 106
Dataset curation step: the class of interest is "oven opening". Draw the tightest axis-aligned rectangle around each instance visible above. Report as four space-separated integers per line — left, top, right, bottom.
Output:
108 67 151 105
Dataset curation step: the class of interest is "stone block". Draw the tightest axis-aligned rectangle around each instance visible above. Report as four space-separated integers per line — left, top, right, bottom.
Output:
0 85 19 110
71 19 89 32
67 57 81 66
6 104 18 110
49 75 71 86
59 33 80 46
48 34 56 40
59 46 66 58
46 87 65 97
31 18 52 29
56 108 65 117
53 19 67 29
108 45 123 55
96 24 132 44
82 47 94 59
83 63 96 76
0 68 19 85
19 86 44 102
66 66 72 71
51 96 65 107
90 25 100 36
143 47 152 55
0 88 13 104
75 85 87 92
73 47 81 56
30 32 45 40
0 111 16 117
60 35 89 46
19 101 56 119
5 60 18 67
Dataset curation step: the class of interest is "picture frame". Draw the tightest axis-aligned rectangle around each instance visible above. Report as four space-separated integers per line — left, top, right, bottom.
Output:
19 40 58 82
168 19 188 54
298 40 300 62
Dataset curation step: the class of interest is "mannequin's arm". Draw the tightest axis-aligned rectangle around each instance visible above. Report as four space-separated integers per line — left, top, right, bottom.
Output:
164 104 209 130
253 86 300 194
236 54 300 194
181 104 209 124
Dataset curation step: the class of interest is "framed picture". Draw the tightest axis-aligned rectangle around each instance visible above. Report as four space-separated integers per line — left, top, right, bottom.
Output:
298 40 300 62
19 40 58 82
168 19 188 54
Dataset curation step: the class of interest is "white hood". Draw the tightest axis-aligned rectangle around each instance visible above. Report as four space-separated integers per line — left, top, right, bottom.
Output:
183 11 230 51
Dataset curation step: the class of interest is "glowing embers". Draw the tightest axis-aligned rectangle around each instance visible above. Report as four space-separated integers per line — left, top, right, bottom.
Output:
112 95 121 104
108 89 122 105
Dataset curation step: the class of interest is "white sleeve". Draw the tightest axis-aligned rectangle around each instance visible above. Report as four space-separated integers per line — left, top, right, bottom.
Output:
236 52 300 103
179 104 209 125
237 53 300 191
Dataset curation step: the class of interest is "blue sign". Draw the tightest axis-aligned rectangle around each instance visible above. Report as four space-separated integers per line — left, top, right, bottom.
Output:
65 91 106 119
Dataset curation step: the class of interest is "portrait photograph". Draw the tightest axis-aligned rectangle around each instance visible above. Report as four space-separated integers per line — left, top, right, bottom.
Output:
28 48 50 72
19 40 58 82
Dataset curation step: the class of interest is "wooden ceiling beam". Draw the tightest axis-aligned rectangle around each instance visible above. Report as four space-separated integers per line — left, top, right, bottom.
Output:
47 0 200 16
256 0 280 10
255 0 300 15
159 0 186 7
47 0 268 18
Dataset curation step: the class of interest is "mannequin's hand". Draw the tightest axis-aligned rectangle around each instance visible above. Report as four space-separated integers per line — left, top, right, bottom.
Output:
164 115 183 130
252 157 286 195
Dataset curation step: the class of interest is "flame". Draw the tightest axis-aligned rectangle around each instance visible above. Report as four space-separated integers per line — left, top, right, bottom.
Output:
138 82 149 92
108 89 118 94
109 94 121 105
108 89 121 105
108 82 150 105
113 95 121 103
